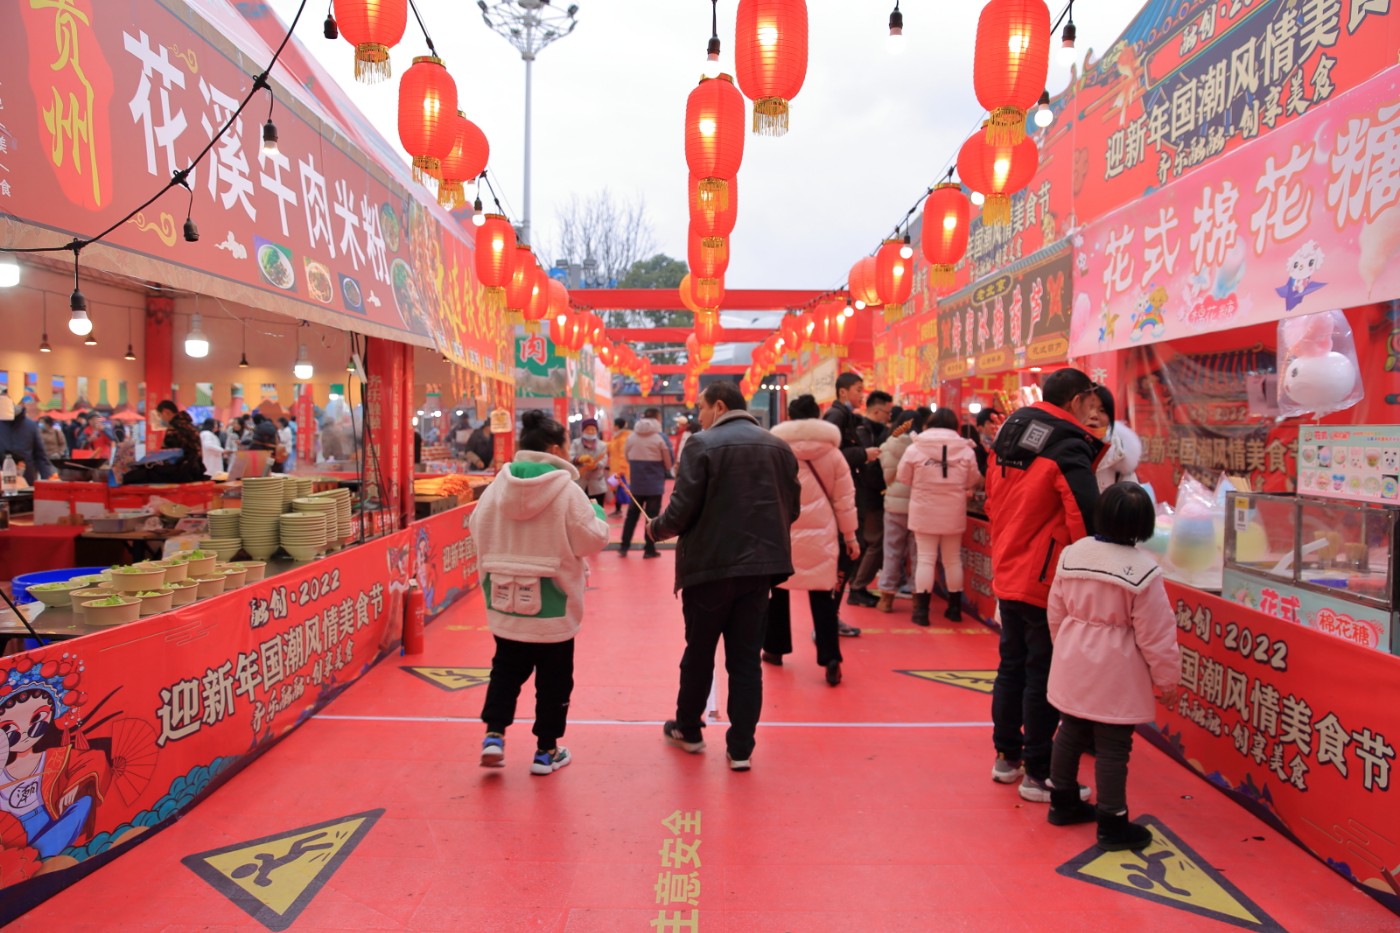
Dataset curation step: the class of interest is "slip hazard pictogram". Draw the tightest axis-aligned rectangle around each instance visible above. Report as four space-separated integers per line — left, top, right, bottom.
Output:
401 666 492 691
896 669 998 694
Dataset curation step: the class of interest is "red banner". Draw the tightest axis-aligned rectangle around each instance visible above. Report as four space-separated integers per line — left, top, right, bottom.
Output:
412 503 479 619
0 533 412 921
960 516 997 625
4 0 510 381
1152 582 1400 914
365 339 412 529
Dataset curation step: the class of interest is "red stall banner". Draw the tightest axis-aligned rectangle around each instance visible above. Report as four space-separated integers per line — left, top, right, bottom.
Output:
4 0 511 382
1152 582 1400 914
412 503 480 619
0 532 413 922
293 386 316 467
365 338 413 530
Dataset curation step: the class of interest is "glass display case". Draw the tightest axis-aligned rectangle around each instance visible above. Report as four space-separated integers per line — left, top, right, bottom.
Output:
1222 491 1399 655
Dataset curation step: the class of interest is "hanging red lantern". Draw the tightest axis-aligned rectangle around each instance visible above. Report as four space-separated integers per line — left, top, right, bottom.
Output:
875 240 913 305
688 229 730 281
689 173 739 242
684 74 745 211
679 273 701 313
398 56 459 183
474 214 516 309
694 309 723 347
848 256 882 309
922 182 971 289
523 266 552 334
334 0 408 83
694 275 725 311
957 128 1038 226
808 304 832 348
504 244 537 325
435 111 489 209
734 0 809 136
586 312 606 347
686 332 714 367
780 314 803 354
829 306 855 356
973 0 1052 146
596 342 617 368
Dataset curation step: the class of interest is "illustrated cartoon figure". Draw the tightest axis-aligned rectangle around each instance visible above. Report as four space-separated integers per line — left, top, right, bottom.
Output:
1276 240 1327 311
1382 449 1400 473
414 524 438 611
1130 287 1168 342
0 659 116 863
1099 311 1120 345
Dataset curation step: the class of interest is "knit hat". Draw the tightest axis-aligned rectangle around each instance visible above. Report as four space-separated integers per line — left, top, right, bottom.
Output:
581 418 598 431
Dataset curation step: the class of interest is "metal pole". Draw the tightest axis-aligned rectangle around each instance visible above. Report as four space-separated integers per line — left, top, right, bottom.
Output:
522 52 533 246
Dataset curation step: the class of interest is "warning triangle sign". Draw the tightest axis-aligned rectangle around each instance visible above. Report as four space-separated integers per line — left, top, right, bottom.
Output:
1056 815 1283 930
401 666 492 691
897 670 998 694
183 809 383 931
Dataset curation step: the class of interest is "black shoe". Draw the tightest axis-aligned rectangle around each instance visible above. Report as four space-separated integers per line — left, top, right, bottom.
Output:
761 650 784 666
837 620 862 637
943 592 962 621
643 550 662 559
662 720 705 753
846 587 879 608
825 661 842 686
1096 810 1154 851
618 547 629 557
912 593 931 627
1047 786 1096 826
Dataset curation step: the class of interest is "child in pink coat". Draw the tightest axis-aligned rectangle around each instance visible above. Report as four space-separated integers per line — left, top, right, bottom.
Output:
1045 482 1180 851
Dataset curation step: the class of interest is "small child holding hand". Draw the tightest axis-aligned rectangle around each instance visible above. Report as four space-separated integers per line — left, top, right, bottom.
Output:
1045 482 1181 851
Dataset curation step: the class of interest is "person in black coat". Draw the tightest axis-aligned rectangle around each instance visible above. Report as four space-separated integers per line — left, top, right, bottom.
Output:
0 396 56 483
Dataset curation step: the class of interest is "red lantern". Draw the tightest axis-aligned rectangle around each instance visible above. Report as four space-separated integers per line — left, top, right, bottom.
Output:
694 276 725 311
523 266 552 334
957 128 1038 226
848 256 882 309
875 240 914 311
809 304 832 348
504 245 537 325
688 229 730 281
973 0 1052 145
780 314 802 354
735 0 809 136
398 56 459 183
689 174 738 241
586 313 606 347
694 309 723 347
474 214 516 308
686 332 714 367
679 273 701 313
596 342 617 368
684 75 745 211
335 0 408 83
829 306 855 356
922 182 971 289
435 111 489 208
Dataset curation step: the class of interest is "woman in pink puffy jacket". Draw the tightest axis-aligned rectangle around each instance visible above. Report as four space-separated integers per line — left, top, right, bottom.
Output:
896 408 980 626
764 394 860 686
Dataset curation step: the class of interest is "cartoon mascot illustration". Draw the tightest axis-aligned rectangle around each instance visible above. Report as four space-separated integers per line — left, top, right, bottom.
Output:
1276 240 1327 312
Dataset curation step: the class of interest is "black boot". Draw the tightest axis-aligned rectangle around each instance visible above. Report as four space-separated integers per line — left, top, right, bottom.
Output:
943 592 962 621
1096 809 1154 851
912 593 931 627
1047 785 1095 826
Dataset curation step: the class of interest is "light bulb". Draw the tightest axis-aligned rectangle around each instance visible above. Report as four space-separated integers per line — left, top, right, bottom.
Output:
698 117 716 137
84 331 97 346
0 257 19 288
124 343 137 361
887 5 904 55
294 343 314 380
843 307 855 319
854 299 866 310
702 52 722 78
185 312 209 358
39 333 52 353
757 24 779 47
943 215 959 231
970 191 986 207
1059 23 1077 67
262 119 279 155
1034 103 1054 128
968 401 983 414
68 308 92 336
1009 32 1029 55
900 242 914 259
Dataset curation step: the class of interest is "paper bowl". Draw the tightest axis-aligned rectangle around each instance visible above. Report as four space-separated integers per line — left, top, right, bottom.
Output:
134 588 175 616
168 580 200 606
26 581 85 608
81 597 141 626
110 566 168 593
231 560 267 582
156 559 190 583
193 575 227 599
216 565 248 588
179 554 218 577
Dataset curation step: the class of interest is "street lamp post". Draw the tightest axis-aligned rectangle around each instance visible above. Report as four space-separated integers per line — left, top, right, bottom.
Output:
478 0 579 247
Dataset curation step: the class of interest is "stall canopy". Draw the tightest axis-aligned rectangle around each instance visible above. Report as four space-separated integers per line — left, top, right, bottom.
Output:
4 0 511 382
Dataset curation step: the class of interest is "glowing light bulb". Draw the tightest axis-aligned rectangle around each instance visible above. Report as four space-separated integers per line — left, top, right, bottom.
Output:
1008 32 1029 55
702 53 722 79
293 343 313 380
698 117 716 136
971 191 986 206
943 215 958 231
0 257 19 288
968 401 983 414
68 309 93 336
757 24 779 47
1034 103 1054 128
184 312 210 358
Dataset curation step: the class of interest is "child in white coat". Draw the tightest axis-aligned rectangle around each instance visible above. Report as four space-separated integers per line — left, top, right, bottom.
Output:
1045 482 1180 850
469 410 610 775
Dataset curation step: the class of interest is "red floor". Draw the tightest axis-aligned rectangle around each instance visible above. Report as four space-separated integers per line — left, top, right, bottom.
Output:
15 532 1398 931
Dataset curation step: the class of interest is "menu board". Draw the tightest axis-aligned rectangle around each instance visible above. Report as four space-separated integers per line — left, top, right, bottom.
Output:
1298 425 1400 504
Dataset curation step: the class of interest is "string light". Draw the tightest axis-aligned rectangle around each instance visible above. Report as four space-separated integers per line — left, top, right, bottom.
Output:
702 0 722 78
260 79 280 155
0 256 18 288
185 311 210 358
1033 89 1054 128
1058 0 1076 66
887 2 903 54
294 342 314 380
68 249 91 336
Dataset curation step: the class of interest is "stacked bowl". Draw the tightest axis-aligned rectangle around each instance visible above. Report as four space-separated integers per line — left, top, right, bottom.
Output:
240 476 286 561
207 508 242 539
313 488 354 548
279 512 328 561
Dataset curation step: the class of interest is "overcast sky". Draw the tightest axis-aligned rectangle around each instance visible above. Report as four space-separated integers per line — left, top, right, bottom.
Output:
266 0 1142 294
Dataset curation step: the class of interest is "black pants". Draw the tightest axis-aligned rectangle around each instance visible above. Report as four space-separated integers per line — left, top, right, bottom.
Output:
991 599 1060 779
851 506 885 590
763 587 842 666
480 636 574 750
675 575 771 759
587 492 606 509
1051 714 1135 813
621 494 662 553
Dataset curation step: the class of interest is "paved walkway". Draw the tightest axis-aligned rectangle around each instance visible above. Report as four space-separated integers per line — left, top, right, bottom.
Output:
16 542 1396 931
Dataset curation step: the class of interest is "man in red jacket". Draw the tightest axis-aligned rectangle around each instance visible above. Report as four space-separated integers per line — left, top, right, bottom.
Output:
985 368 1105 803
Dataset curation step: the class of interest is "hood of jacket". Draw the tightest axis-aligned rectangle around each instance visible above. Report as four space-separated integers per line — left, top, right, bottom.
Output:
495 451 581 521
910 427 977 460
771 417 840 461
633 417 662 437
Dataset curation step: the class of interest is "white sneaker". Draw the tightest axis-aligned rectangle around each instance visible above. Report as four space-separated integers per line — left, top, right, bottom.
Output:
530 746 571 775
992 754 1024 783
727 752 751 772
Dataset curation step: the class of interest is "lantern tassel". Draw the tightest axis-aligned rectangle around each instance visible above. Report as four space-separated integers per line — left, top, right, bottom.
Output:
354 44 392 84
697 178 729 212
412 156 441 185
986 107 1027 146
484 286 506 312
505 309 524 327
883 303 903 324
524 321 540 336
437 180 464 209
930 265 956 290
982 194 1012 226
752 98 790 137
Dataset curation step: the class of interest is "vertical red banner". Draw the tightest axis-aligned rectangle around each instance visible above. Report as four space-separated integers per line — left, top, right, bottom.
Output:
366 339 412 531
294 386 316 467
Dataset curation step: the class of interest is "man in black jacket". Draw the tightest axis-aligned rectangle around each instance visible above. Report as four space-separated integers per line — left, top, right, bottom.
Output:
822 375 892 615
649 381 801 772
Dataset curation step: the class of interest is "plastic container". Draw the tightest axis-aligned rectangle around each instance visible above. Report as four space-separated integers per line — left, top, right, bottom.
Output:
2 455 17 497
11 566 111 604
